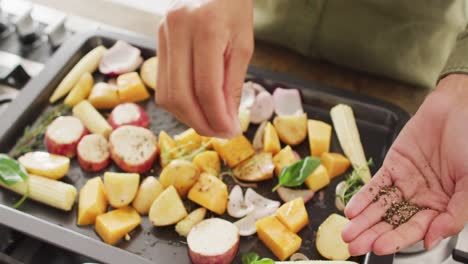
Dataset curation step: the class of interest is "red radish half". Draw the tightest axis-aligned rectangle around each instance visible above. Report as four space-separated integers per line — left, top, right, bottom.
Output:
108 103 150 129
227 185 254 218
45 116 88 158
77 134 111 172
250 91 274 124
99 40 143 75
188 218 239 264
109 125 158 173
273 88 303 116
277 186 314 203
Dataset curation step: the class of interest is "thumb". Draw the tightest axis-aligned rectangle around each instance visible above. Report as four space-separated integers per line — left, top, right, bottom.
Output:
424 177 468 249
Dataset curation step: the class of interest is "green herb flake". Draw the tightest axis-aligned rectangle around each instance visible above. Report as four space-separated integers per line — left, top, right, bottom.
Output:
242 252 274 264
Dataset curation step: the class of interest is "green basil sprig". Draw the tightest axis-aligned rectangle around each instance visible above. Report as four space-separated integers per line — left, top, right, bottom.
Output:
0 154 29 208
242 252 274 264
273 157 321 191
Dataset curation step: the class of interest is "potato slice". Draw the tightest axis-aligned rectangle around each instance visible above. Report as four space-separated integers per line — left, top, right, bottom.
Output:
132 176 165 215
188 173 228 215
273 113 307 146
308 120 332 157
175 207 207 237
159 160 200 197
78 177 107 226
193 151 221 176
316 214 351 260
103 172 140 208
263 122 281 154
233 152 274 182
18 151 70 180
149 185 188 226
95 206 141 245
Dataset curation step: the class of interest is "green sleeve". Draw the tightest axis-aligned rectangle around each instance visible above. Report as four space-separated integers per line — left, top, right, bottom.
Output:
440 25 468 80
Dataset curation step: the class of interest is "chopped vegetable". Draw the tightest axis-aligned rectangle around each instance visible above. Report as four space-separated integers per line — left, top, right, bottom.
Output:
187 173 228 215
321 152 351 179
45 116 88 158
64 72 94 107
233 152 274 182
276 197 309 233
103 172 140 208
273 113 308 146
132 176 164 215
273 146 297 176
304 164 330 192
276 186 314 203
88 82 120 109
149 185 188 226
140 57 157 90
193 151 221 176
0 154 29 208
316 214 350 260
227 185 254 218
252 121 267 151
95 206 141 245
263 122 281 155
18 151 70 180
273 157 321 191
335 158 373 210
330 104 371 183
117 72 150 103
307 120 332 157
99 40 142 75
77 177 107 226
250 91 274 124
73 100 112 138
212 135 255 168
175 207 207 237
159 159 200 197
272 88 303 116
242 252 274 264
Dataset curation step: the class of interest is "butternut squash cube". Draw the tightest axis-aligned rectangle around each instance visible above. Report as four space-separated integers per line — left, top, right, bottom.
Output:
117 72 150 103
188 173 228 215
88 82 120 109
201 136 213 150
321 152 350 179
158 131 176 167
307 120 332 157
193 151 221 176
273 113 307 146
212 135 255 167
95 206 141 245
276 197 309 233
272 146 296 176
304 164 330 191
263 122 281 155
174 128 202 153
255 216 302 261
77 177 107 226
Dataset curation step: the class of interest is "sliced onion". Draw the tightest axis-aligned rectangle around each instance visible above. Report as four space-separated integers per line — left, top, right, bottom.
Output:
252 121 267 151
220 172 258 188
99 40 143 75
273 88 303 116
335 181 347 211
234 205 278 236
290 253 309 261
277 186 314 204
250 91 274 124
227 185 254 218
244 188 280 209
239 83 256 109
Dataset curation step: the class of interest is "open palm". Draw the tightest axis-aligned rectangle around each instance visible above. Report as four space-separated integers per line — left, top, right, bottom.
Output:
342 74 468 256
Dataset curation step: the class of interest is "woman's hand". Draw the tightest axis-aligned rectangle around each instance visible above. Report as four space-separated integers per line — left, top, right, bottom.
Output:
342 74 468 255
156 0 254 138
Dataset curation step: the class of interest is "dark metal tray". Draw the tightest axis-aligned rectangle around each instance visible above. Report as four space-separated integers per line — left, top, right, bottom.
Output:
0 30 410 264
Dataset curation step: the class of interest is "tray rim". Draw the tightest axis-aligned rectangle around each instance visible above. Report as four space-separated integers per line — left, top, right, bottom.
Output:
0 29 408 264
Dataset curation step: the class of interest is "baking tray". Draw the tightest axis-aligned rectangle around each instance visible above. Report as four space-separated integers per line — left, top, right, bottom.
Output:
0 30 410 264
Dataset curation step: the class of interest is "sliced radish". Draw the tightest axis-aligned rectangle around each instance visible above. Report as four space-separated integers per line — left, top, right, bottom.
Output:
277 186 314 203
250 91 274 124
188 218 239 264
293 150 301 161
109 125 158 173
244 188 280 209
77 134 111 172
227 185 254 218
45 116 88 158
108 103 150 129
234 204 279 236
239 83 255 109
252 121 267 151
99 40 143 75
273 88 303 116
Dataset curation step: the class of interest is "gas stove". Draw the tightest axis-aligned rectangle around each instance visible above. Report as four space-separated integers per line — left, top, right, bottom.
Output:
0 1 467 264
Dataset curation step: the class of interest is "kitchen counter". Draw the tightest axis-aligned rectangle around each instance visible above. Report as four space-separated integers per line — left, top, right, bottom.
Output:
31 0 431 115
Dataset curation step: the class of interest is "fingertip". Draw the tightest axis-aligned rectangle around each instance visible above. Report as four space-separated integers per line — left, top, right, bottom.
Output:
341 222 354 243
372 238 394 256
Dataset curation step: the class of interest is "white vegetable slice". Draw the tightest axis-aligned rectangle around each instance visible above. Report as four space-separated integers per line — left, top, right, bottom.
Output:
335 181 347 211
234 205 278 236
250 91 274 124
244 188 280 209
273 88 303 116
99 40 143 75
277 186 314 203
240 83 255 109
227 185 254 218
330 104 371 183
252 121 267 150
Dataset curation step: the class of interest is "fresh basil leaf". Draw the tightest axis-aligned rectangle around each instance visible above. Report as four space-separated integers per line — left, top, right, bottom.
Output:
253 259 275 264
278 157 321 188
242 252 260 264
0 154 28 185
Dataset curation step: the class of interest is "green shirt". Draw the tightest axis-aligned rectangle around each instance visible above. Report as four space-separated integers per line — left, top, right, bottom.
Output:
253 0 468 88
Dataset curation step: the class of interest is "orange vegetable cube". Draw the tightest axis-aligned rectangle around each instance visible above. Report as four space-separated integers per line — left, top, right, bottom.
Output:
174 128 202 153
321 152 350 179
263 122 281 155
188 173 228 215
212 135 255 167
276 197 309 233
117 72 150 103
307 120 332 157
272 145 296 175
304 164 330 191
256 216 302 261
95 206 141 245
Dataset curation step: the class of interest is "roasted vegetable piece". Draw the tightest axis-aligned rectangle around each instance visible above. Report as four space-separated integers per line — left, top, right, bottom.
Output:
276 197 309 233
140 56 157 90
193 151 221 176
77 134 111 172
149 185 188 226
159 159 200 197
103 172 140 208
321 153 350 179
18 151 70 180
273 113 307 146
45 116 88 158
117 72 150 103
212 135 255 167
308 120 332 157
272 146 296 176
263 122 281 154
95 206 141 245
304 164 330 191
78 177 107 226
175 207 207 237
73 100 112 138
64 72 94 107
316 214 351 260
188 173 228 215
88 82 120 109
158 131 177 167
132 176 165 215
174 128 203 153
233 152 274 182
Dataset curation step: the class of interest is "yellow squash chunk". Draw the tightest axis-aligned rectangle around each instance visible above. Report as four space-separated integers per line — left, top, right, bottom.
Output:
103 172 140 208
212 135 255 167
88 82 120 109
304 164 330 191
158 131 177 167
263 122 281 155
73 100 112 138
188 173 228 215
193 151 221 176
64 72 94 106
18 151 70 180
78 177 107 226
316 214 351 260
273 113 307 146
132 176 165 215
159 160 200 197
272 146 296 176
321 153 351 179
201 136 213 150
276 197 309 233
117 72 150 103
95 206 141 245
238 108 251 132
256 216 302 261
149 185 188 226
308 120 332 157
175 207 207 237
174 128 202 153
